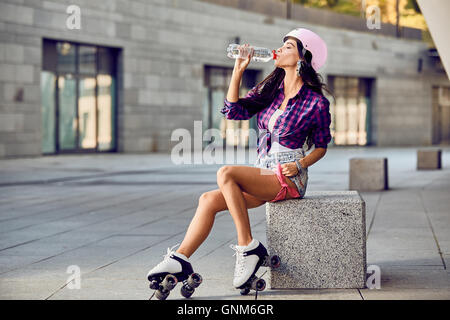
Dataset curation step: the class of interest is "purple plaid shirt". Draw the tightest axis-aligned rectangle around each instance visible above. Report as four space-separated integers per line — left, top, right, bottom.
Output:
221 81 332 158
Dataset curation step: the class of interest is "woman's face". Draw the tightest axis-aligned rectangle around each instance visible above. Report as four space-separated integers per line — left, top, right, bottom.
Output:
274 37 300 69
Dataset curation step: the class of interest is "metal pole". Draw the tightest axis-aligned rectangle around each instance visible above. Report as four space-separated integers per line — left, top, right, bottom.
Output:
360 0 366 18
287 0 291 20
396 0 400 37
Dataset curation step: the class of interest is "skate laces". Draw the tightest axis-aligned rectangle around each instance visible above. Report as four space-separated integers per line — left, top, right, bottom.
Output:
230 244 246 277
154 243 180 269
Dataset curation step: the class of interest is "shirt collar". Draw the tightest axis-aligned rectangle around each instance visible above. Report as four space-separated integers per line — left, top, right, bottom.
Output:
278 80 308 99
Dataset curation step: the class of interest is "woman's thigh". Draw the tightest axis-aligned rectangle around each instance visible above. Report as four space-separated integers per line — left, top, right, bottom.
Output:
217 165 299 202
202 188 266 213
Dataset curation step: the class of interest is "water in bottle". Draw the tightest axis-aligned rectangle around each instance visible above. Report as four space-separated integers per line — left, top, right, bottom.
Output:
226 44 277 62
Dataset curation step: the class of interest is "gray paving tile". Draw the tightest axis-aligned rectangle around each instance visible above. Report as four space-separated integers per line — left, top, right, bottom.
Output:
1 147 449 299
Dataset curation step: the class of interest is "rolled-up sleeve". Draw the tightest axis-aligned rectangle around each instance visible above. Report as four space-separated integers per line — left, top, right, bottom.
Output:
312 97 332 149
220 86 259 120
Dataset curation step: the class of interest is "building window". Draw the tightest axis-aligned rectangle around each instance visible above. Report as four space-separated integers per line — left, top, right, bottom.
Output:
327 76 374 146
41 39 119 154
203 66 260 149
432 86 450 144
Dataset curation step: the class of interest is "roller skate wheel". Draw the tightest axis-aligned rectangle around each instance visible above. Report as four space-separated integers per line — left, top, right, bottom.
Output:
240 287 250 295
181 284 195 298
161 274 178 291
271 255 281 268
187 273 202 288
155 289 170 300
251 278 266 291
149 279 159 290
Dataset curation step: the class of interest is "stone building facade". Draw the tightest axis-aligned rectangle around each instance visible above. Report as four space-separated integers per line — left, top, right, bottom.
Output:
0 0 448 158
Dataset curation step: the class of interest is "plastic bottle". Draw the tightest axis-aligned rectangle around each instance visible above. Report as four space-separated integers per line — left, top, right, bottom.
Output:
226 44 277 62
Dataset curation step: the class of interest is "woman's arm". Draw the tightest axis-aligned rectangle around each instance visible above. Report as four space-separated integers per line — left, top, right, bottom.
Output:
221 69 260 120
226 69 243 103
282 148 326 176
221 45 259 120
298 147 326 168
221 85 259 120
298 96 331 168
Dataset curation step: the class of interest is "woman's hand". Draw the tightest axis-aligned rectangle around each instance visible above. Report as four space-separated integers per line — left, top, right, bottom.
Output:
281 162 299 177
233 44 254 75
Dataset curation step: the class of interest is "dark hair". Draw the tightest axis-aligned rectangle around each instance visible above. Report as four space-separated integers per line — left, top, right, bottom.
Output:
239 37 334 151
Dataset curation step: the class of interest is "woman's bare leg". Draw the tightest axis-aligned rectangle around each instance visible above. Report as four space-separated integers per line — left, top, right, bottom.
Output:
216 165 298 247
176 189 265 258
217 172 253 247
177 165 297 257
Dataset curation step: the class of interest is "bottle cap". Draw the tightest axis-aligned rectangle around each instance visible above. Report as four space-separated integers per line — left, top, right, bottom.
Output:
272 50 278 60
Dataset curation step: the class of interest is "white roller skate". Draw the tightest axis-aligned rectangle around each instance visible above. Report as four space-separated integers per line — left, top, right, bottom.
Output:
230 239 281 297
147 244 202 300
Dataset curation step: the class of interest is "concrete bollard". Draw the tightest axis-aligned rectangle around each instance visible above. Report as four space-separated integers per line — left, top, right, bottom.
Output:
349 158 388 191
266 191 367 289
417 149 442 170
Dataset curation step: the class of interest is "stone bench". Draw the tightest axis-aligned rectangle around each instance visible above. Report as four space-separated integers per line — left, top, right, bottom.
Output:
417 149 442 170
349 158 388 191
265 191 366 289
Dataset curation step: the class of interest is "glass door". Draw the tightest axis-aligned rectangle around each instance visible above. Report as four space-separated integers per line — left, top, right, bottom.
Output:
97 74 115 151
432 86 450 144
78 76 97 149
58 75 77 151
204 66 259 149
41 39 118 154
327 76 372 146
41 71 56 153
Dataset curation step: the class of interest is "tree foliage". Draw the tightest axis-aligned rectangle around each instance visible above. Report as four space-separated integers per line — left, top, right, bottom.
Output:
289 0 426 30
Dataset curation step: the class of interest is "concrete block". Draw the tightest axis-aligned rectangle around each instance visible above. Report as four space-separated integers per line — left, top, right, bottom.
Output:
0 64 14 82
23 84 40 102
349 158 388 191
123 57 138 73
145 74 160 89
83 17 116 38
23 46 41 66
123 88 140 105
32 8 61 29
266 191 366 289
130 25 146 40
0 114 24 132
0 42 4 61
4 142 40 157
4 43 24 63
417 149 441 170
139 89 163 105
23 113 41 133
0 2 33 25
116 22 131 39
3 83 18 102
7 64 34 84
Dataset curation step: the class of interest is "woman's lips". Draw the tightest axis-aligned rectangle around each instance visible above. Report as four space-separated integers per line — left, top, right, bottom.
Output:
272 50 278 60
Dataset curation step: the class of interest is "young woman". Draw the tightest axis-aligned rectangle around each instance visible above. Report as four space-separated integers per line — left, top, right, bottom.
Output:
147 28 333 295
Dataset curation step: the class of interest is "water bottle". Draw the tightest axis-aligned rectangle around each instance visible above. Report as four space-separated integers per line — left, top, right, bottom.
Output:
226 44 277 62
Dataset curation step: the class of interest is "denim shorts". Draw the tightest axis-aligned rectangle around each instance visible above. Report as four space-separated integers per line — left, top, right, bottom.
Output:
253 149 308 199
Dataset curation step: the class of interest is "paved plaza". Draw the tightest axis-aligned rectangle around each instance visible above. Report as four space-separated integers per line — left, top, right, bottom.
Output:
0 146 449 300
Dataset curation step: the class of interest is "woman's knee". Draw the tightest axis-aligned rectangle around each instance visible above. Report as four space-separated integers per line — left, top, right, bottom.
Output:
199 191 224 213
216 165 233 186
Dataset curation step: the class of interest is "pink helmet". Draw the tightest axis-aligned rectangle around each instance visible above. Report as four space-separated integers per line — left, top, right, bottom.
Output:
283 28 328 72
